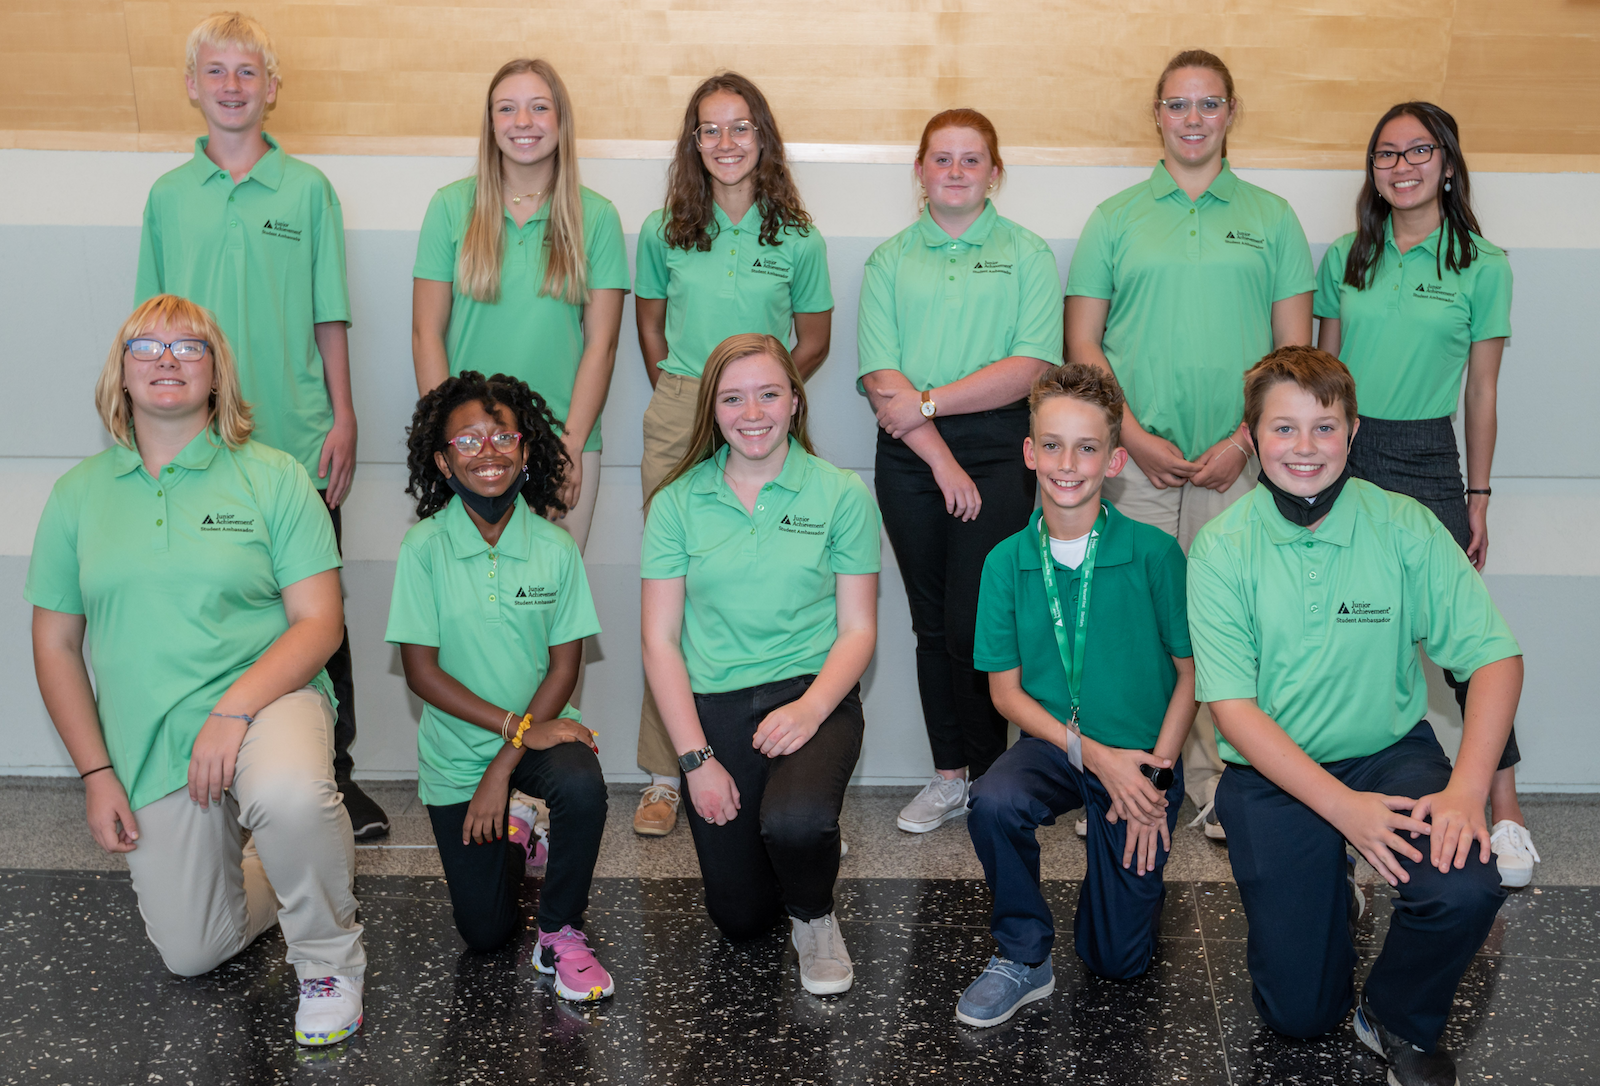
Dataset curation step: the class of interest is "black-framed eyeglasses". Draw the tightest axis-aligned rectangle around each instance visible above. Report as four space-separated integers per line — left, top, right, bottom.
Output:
126 337 208 362
1158 96 1230 118
444 431 523 456
694 120 758 149
1371 144 1437 169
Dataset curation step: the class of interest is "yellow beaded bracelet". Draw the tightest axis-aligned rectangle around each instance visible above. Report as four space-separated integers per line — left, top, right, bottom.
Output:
509 714 534 749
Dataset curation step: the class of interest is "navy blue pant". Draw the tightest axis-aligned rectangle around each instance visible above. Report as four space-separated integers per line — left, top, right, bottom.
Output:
1215 721 1507 1049
426 740 607 952
968 735 1185 979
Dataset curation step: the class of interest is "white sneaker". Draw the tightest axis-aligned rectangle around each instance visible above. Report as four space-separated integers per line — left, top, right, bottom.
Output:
840 837 849 859
294 975 363 1046
1188 799 1226 841
1490 819 1540 888
897 775 969 833
791 914 854 995
1075 818 1088 837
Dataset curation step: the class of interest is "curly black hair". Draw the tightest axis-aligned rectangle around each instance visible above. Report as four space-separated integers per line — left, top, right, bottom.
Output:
405 371 570 521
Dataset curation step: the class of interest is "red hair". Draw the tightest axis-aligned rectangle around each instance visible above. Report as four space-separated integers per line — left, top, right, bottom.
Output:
916 109 1006 184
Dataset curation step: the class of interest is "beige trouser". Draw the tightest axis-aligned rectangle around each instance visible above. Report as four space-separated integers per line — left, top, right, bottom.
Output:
123 687 365 979
1104 455 1259 811
551 449 603 554
637 372 702 777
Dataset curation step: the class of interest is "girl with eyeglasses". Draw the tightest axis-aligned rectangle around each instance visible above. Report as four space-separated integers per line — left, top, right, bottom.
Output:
631 72 834 838
28 295 367 1045
387 372 612 1001
1064 49 1315 837
1313 102 1534 887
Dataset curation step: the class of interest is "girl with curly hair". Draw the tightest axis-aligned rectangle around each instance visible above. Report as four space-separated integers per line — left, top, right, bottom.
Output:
385 372 612 1001
630 72 835 837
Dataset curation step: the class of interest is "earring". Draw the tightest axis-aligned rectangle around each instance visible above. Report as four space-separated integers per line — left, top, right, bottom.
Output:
1444 178 1452 192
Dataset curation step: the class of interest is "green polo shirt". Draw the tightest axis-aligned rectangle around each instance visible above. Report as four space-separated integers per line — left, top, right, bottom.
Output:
1314 224 1512 420
635 204 833 379
1066 162 1315 460
1188 479 1520 765
974 503 1191 751
25 432 340 811
385 498 600 806
857 201 1063 390
640 439 882 693
413 180 631 452
135 134 351 487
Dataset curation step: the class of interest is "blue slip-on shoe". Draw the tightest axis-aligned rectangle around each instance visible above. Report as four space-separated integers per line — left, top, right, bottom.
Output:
955 954 1055 1028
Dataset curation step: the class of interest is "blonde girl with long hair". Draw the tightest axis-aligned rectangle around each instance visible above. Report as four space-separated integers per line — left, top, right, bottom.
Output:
412 57 629 551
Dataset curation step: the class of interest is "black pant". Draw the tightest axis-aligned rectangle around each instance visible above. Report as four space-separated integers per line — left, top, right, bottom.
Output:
875 403 1036 776
321 500 358 781
687 675 863 941
1215 722 1506 1049
426 741 607 952
1348 416 1520 770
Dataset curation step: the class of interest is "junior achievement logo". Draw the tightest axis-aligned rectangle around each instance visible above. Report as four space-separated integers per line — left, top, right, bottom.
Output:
1224 229 1265 250
972 260 1013 274
513 584 557 606
1413 283 1456 303
749 256 790 279
778 514 826 537
200 512 257 534
1335 599 1392 624
262 218 302 241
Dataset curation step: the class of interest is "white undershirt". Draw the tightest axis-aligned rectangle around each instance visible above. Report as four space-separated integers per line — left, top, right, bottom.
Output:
1048 531 1091 570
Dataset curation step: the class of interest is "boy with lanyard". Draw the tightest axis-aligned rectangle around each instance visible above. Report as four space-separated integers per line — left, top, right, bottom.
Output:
134 13 387 838
959 362 1195 1027
1189 346 1519 1086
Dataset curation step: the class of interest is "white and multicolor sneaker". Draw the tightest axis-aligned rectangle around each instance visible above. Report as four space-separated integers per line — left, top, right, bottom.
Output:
294 975 363 1046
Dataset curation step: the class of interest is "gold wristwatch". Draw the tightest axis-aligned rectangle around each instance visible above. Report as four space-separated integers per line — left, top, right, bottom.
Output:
920 389 937 418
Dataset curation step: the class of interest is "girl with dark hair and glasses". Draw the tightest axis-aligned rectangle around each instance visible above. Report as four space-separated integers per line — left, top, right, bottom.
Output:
386 372 612 1000
1313 102 1536 888
630 71 835 837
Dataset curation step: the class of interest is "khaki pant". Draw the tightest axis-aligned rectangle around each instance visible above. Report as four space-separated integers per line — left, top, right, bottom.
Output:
123 687 365 979
637 373 702 777
552 449 603 554
1104 455 1259 811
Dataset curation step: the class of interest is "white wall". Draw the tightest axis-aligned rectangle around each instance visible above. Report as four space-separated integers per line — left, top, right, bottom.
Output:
3 148 1597 787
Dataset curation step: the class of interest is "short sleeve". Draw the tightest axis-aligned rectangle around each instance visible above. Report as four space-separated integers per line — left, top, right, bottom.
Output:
310 183 352 325
413 187 461 283
640 487 689 578
384 538 441 648
1469 251 1513 342
786 228 834 313
972 546 1021 673
1007 242 1065 363
1063 206 1115 300
24 483 85 615
549 537 603 645
1270 203 1316 302
585 199 632 292
1186 543 1260 703
1411 521 1520 682
1148 537 1193 659
634 211 670 300
825 473 882 575
265 458 342 588
1313 238 1348 320
134 193 164 305
854 249 903 378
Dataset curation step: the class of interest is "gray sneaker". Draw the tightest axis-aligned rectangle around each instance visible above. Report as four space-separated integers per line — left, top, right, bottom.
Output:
897 775 969 833
956 955 1055 1028
791 914 853 995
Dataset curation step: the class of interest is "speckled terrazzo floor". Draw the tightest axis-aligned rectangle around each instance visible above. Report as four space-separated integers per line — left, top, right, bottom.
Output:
2 779 1596 1085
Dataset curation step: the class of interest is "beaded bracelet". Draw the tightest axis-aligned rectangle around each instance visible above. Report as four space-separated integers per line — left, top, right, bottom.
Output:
209 711 255 725
500 710 517 741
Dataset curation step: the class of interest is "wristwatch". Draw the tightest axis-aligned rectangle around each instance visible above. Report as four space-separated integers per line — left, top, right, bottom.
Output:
920 389 937 418
678 745 716 774
1140 761 1174 791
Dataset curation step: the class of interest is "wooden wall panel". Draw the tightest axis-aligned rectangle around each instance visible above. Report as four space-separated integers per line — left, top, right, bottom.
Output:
1 0 1593 167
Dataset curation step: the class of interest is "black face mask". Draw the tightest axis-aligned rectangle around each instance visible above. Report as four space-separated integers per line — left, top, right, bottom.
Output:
1257 463 1352 528
447 471 525 526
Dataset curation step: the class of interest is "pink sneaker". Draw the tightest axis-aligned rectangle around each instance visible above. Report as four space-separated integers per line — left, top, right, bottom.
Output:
507 813 546 869
536 926 614 1001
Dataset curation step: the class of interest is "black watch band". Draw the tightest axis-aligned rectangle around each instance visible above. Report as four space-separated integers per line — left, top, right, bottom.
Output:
678 746 715 775
1141 761 1174 791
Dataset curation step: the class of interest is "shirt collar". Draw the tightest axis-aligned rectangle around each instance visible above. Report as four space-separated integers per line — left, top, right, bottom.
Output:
689 436 811 497
114 427 225 478
711 201 762 235
1384 216 1441 258
188 132 285 190
1018 501 1134 570
442 495 533 560
1251 480 1357 547
916 199 998 248
1150 158 1237 203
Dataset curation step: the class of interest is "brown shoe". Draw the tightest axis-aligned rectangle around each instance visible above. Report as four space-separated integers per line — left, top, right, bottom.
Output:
632 782 680 836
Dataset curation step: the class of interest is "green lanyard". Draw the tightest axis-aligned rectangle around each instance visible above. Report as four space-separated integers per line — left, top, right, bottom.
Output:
1038 506 1106 730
